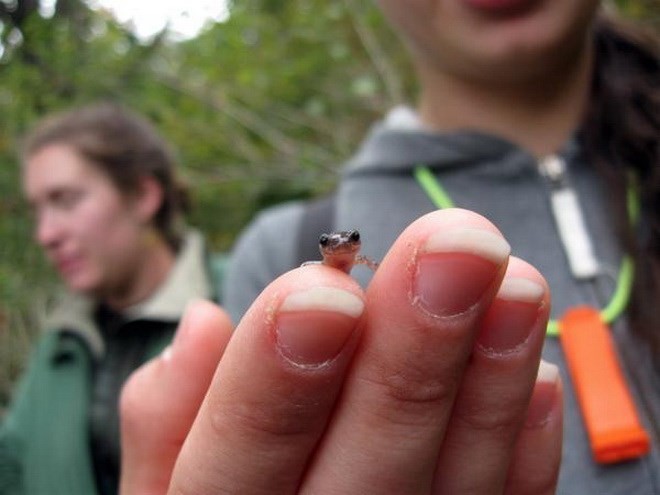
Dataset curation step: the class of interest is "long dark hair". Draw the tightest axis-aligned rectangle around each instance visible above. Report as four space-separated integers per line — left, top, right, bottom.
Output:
21 102 190 249
582 14 659 357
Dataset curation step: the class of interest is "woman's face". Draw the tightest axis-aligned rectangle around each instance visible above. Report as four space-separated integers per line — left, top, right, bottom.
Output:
23 143 151 298
377 0 600 83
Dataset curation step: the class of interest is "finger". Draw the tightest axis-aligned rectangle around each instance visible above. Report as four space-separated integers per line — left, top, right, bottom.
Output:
302 208 511 494
119 300 233 495
432 257 551 494
505 361 563 495
168 268 366 495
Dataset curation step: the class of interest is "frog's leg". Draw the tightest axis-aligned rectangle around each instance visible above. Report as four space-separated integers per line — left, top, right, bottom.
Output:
355 255 379 272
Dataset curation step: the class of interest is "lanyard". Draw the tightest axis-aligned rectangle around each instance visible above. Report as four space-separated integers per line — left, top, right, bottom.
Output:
413 165 636 337
414 164 651 464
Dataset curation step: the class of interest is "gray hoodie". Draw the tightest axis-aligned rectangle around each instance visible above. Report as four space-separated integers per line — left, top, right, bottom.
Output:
224 107 660 494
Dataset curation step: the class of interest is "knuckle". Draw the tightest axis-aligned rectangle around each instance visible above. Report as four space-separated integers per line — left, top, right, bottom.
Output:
377 370 454 405
453 395 525 434
360 358 457 424
358 321 474 411
169 483 202 495
170 479 232 495
209 393 321 441
359 378 455 430
506 472 559 495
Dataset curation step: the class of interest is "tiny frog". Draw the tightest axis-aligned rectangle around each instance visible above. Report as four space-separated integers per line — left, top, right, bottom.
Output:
303 230 379 274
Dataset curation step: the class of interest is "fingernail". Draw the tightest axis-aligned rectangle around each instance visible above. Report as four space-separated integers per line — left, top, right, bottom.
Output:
161 345 173 361
172 299 200 349
276 287 364 368
526 361 560 427
476 277 546 355
162 304 194 361
173 300 197 348
413 228 510 316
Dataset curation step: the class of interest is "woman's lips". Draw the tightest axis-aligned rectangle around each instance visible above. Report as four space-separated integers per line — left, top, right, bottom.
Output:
56 256 83 276
463 0 538 15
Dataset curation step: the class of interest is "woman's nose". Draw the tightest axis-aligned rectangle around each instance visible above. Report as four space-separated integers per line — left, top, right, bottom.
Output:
35 208 65 248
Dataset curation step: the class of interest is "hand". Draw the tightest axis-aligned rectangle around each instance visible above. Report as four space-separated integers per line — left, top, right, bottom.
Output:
120 209 562 494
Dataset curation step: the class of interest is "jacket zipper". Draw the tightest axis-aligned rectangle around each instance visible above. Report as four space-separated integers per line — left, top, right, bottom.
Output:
538 155 601 280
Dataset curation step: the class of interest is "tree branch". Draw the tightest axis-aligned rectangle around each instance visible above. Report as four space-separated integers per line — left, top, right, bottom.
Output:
0 0 39 28
155 73 336 167
341 0 404 105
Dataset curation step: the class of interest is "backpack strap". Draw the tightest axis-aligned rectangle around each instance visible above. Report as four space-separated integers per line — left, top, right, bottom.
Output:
296 194 336 266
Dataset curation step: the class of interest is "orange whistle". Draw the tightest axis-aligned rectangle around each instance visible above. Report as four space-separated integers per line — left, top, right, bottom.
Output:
560 306 650 464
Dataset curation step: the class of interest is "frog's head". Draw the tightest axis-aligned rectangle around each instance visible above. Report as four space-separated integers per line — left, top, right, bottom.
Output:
319 230 361 256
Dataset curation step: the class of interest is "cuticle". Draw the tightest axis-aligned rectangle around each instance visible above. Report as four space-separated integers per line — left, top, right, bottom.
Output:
526 414 553 429
476 302 545 358
276 348 337 372
273 317 357 373
410 289 483 322
409 256 505 321
263 292 280 327
474 338 530 359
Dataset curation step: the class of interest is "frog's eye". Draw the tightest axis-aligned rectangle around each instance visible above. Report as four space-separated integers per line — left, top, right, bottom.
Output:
319 233 330 246
349 230 360 242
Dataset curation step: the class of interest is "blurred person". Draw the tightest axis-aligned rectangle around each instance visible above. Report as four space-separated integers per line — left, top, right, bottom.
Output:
0 103 225 495
116 1 657 494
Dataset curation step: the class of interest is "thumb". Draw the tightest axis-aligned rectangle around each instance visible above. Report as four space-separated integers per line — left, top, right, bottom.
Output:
119 299 233 495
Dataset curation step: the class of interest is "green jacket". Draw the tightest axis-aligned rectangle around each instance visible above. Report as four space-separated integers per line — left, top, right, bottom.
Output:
0 231 228 495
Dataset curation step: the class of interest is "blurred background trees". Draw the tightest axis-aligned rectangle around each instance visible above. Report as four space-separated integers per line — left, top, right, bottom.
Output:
0 0 657 410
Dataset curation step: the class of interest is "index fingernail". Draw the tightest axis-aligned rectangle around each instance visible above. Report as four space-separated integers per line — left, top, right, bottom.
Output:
276 287 364 368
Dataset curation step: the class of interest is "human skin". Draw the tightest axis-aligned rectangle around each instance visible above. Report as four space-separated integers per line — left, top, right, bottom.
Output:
377 0 601 156
22 143 174 309
120 209 562 494
377 0 600 82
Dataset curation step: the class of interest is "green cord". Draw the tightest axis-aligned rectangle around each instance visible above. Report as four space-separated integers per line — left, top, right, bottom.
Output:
601 255 635 324
414 165 637 338
414 166 455 209
546 320 560 338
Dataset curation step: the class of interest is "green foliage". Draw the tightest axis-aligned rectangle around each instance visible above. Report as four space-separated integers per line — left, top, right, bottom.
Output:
615 0 660 27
